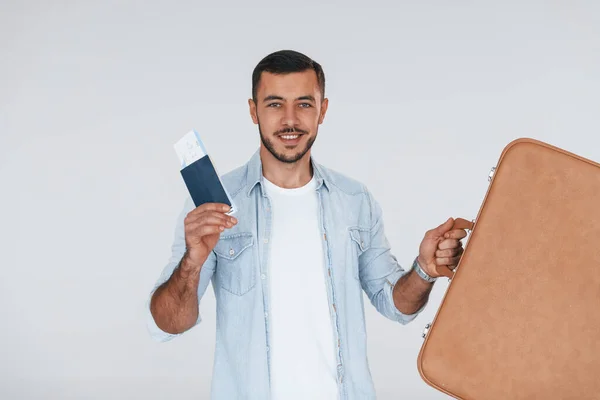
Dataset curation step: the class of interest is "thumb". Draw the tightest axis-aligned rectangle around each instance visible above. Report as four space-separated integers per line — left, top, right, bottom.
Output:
427 217 454 237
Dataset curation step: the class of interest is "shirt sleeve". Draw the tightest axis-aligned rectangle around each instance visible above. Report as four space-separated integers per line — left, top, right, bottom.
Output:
146 196 217 342
357 189 427 325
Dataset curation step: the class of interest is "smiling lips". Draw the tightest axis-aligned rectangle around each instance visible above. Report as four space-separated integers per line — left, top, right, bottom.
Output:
278 133 303 145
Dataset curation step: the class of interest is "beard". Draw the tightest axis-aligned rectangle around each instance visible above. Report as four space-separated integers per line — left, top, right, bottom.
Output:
258 120 317 164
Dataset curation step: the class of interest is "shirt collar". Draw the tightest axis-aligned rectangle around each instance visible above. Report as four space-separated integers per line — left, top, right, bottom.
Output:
246 149 330 197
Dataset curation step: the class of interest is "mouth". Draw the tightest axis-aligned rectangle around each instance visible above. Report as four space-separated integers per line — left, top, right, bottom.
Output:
277 133 304 146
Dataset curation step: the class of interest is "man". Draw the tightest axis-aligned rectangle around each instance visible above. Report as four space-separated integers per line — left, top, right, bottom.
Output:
147 50 469 400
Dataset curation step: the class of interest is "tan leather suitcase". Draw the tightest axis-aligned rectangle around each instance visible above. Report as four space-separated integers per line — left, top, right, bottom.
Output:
418 138 600 400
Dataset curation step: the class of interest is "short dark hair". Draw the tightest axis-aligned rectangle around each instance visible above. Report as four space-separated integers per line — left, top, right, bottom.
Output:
251 50 326 102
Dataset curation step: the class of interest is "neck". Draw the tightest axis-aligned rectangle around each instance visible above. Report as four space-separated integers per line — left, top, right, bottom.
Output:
260 147 314 189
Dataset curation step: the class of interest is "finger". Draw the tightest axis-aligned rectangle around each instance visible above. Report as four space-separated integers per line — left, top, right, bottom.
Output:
187 222 226 237
426 217 454 238
187 216 238 235
438 238 460 250
444 229 468 240
186 211 236 226
201 212 237 226
188 203 232 217
436 256 453 266
435 248 460 258
197 214 236 228
197 224 226 236
447 248 464 263
443 250 464 269
436 255 462 266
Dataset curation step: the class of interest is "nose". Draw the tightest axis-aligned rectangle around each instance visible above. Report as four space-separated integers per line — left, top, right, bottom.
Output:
281 106 300 128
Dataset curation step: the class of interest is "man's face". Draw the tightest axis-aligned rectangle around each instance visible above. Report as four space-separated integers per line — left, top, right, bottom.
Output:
249 70 328 164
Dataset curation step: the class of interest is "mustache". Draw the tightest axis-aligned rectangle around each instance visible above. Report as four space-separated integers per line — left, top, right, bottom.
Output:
275 127 309 135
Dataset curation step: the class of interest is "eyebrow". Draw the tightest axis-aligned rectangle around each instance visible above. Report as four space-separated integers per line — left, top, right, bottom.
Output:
262 95 316 103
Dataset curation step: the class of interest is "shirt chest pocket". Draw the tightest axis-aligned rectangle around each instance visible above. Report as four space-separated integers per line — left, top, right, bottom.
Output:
214 232 256 296
348 227 372 280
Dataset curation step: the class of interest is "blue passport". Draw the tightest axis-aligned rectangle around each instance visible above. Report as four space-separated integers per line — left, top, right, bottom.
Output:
174 130 236 214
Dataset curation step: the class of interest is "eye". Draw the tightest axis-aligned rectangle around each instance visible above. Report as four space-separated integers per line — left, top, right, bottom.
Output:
267 103 281 108
299 103 312 108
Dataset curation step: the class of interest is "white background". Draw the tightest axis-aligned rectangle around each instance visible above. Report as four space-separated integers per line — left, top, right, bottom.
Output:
2 1 599 398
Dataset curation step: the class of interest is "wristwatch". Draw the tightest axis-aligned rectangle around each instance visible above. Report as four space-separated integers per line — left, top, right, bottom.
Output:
412 257 437 283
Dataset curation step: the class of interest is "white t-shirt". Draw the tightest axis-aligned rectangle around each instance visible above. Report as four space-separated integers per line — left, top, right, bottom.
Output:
262 175 339 400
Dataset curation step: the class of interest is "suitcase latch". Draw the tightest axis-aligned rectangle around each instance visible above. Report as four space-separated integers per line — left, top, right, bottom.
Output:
422 323 432 339
488 166 496 182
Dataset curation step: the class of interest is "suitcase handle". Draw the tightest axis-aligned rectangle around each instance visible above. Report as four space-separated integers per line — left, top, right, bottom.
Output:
434 217 474 278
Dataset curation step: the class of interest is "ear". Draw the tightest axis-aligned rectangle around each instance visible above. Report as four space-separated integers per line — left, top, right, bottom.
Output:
248 98 258 124
318 98 329 125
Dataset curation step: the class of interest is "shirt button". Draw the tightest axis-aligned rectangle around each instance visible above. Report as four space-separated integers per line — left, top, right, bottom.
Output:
266 346 270 352
264 238 269 244
261 274 266 280
229 249 235 256
265 312 269 318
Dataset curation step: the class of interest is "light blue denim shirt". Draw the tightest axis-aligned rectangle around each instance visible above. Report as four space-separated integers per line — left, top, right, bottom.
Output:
147 150 426 399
